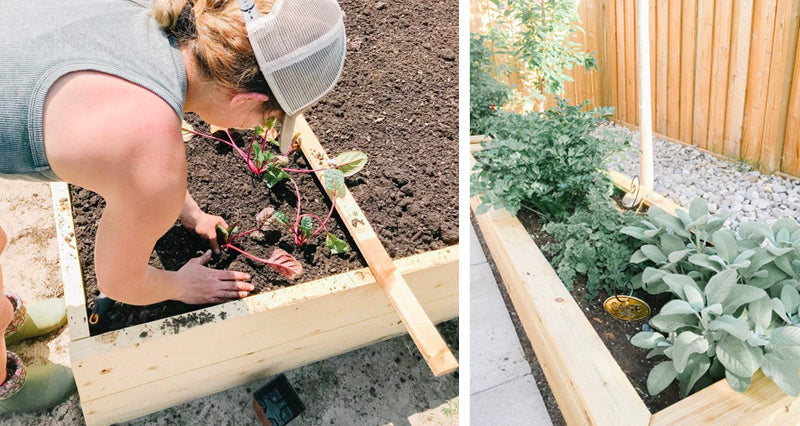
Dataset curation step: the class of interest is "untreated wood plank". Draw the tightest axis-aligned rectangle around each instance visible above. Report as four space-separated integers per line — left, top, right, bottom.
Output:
72 247 458 425
666 0 682 138
679 0 697 143
625 0 637 122
706 0 733 154
586 0 601 105
723 0 754 159
782 24 800 175
692 0 715 149
292 114 457 376
650 370 800 425
741 0 778 163
656 0 668 134
616 0 628 121
606 0 619 110
50 182 90 341
759 0 800 173
469 178 651 424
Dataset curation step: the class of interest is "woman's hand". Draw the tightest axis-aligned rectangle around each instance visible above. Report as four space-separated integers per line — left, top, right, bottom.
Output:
181 210 227 253
175 250 254 304
180 191 226 253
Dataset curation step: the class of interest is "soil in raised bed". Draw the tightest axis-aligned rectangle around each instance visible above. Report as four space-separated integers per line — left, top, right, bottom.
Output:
71 0 458 335
516 208 683 415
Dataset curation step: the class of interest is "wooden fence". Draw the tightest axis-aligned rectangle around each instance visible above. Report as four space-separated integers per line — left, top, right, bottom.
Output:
472 0 800 177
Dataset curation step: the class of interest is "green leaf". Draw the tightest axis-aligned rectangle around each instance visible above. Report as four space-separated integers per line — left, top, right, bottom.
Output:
661 233 687 254
323 169 346 196
677 353 711 397
705 269 738 306
715 336 762 377
660 299 698 315
708 315 750 340
648 361 678 396
673 331 709 373
780 284 800 314
650 313 699 332
641 245 667 264
688 254 724 273
684 285 705 310
738 222 774 244
668 249 692 264
261 166 289 188
723 285 768 314
325 233 350 254
712 230 737 264
334 151 368 177
631 331 667 349
299 216 313 238
663 274 699 299
689 198 709 221
771 326 800 346
725 370 752 393
749 298 773 330
272 210 289 225
642 267 667 284
762 347 800 396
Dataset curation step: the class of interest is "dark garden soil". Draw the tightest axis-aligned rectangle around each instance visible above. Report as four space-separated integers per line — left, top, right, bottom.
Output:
514 208 684 416
71 0 458 335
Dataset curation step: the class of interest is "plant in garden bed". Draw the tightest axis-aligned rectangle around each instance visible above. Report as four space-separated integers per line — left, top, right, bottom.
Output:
542 186 643 300
470 32 512 135
471 97 624 221
623 198 800 397
183 119 367 278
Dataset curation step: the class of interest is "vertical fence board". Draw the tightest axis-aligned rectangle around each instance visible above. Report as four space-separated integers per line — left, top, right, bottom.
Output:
723 0 754 159
783 32 800 175
607 0 619 112
693 0 716 149
666 0 682 138
707 0 733 154
625 0 637 123
616 0 628 121
656 0 668 133
760 0 800 173
741 0 777 164
587 0 601 105
649 0 655 124
680 0 697 143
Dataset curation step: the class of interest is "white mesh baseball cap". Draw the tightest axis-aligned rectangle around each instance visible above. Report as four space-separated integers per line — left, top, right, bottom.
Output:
236 0 346 116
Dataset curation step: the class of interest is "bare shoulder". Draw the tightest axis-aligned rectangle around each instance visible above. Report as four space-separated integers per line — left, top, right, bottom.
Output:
44 70 186 195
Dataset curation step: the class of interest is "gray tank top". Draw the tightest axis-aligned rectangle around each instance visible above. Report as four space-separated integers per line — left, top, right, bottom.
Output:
0 0 187 182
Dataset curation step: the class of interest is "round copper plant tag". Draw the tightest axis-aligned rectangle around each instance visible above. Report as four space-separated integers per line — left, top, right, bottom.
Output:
603 295 651 321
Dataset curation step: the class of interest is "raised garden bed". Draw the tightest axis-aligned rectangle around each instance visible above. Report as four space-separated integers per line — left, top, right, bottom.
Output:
470 158 800 423
53 117 457 424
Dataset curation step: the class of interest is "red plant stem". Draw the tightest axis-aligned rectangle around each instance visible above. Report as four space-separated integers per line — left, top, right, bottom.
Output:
224 243 274 265
228 227 260 245
183 127 261 175
309 191 337 239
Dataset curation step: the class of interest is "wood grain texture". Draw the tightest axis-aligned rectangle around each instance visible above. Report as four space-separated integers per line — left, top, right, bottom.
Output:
723 0 754 159
706 0 733 154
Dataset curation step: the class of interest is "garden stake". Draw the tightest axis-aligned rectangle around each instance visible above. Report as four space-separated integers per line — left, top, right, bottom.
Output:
288 114 459 377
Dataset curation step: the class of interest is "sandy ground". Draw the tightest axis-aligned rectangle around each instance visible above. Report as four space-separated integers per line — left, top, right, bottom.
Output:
0 178 458 425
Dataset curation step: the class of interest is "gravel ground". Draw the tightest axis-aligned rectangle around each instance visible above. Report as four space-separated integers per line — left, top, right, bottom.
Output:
605 123 800 230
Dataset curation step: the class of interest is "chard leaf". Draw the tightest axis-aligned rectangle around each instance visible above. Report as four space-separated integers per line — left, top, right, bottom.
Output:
325 233 350 254
323 168 346 196
334 150 368 177
265 248 303 279
299 216 313 238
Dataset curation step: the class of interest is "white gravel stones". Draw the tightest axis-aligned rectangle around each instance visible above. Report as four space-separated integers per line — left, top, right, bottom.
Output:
601 123 800 231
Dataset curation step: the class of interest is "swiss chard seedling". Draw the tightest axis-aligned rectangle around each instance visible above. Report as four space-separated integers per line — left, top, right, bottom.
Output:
186 120 368 278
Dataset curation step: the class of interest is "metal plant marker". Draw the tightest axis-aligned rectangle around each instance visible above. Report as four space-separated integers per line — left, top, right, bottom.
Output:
604 263 650 322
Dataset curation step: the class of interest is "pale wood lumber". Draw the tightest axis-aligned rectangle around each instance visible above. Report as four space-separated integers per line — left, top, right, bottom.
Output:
587 0 601 105
759 0 800 173
650 370 800 425
637 0 654 191
279 114 298 153
741 0 778 163
666 0 681 138
679 0 697 143
291 114 457 376
608 169 681 215
706 0 733 155
72 247 458 425
470 157 651 424
50 182 90 341
656 0 667 134
607 0 619 111
616 0 627 121
692 0 715 149
723 0 754 159
469 135 490 144
783 26 800 175
625 0 637 123
649 0 656 121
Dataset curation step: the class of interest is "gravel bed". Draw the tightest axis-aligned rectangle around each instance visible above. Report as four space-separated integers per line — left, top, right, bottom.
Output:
604 123 800 230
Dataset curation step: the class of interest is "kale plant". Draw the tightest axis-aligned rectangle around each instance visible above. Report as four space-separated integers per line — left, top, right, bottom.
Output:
470 98 622 220
623 198 800 397
542 186 642 300
470 33 512 135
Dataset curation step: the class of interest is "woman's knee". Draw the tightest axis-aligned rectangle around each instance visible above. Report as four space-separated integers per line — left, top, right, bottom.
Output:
0 226 6 254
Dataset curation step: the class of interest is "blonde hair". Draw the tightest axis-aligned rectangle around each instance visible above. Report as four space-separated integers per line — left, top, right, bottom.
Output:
151 0 281 111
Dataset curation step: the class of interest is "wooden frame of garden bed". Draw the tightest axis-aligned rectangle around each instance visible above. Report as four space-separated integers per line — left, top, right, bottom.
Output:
470 157 800 424
50 134 459 426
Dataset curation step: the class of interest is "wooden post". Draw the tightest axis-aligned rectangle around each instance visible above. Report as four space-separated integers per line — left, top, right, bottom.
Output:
637 0 654 191
290 114 458 376
279 114 298 153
